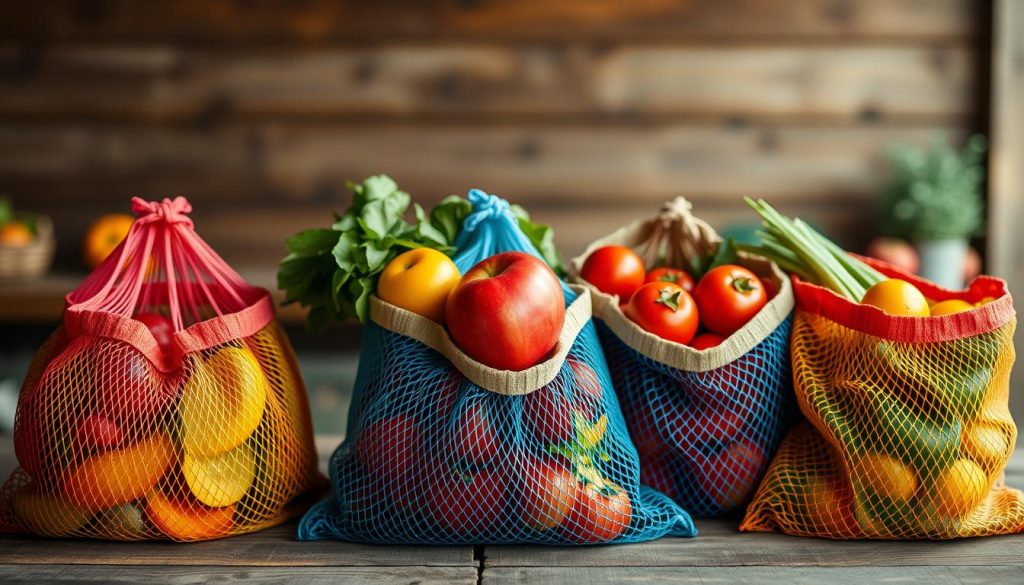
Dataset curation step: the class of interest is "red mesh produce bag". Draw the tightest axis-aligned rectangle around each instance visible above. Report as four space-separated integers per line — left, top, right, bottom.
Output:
0 197 324 541
741 257 1024 539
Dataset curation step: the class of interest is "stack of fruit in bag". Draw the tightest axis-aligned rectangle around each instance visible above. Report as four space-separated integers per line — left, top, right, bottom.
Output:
0 197 324 541
278 176 695 544
739 198 1024 539
572 197 795 516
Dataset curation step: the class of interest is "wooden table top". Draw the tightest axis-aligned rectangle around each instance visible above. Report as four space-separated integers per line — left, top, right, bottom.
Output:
1 438 1022 584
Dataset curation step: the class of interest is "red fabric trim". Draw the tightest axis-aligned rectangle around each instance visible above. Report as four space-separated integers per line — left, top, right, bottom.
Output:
793 255 1015 343
63 288 275 373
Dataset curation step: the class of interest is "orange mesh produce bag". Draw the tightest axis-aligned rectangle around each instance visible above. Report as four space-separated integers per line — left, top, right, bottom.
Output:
0 197 324 541
741 257 1024 539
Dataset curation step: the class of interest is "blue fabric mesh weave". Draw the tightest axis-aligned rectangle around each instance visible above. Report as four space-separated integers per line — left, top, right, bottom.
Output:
298 190 695 544
598 315 795 517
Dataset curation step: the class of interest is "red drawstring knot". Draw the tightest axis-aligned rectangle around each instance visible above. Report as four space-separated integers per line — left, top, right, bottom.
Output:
131 197 194 227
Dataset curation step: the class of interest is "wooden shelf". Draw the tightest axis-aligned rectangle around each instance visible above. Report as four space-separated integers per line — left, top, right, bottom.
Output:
0 268 307 325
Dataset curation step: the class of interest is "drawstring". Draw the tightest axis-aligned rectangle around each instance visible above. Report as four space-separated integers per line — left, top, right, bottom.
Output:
459 188 516 235
67 196 252 332
131 196 194 228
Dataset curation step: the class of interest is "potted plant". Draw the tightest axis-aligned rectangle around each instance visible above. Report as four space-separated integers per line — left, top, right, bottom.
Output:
878 134 986 289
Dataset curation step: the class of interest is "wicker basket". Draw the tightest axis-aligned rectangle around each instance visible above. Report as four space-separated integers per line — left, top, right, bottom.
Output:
0 216 55 281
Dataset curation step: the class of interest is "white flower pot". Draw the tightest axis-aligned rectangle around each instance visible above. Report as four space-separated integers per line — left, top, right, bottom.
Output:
916 238 967 289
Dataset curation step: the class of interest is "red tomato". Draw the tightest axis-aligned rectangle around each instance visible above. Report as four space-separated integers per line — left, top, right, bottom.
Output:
693 439 766 511
135 312 175 354
427 464 508 535
523 357 602 444
646 267 695 293
580 245 646 299
693 265 767 336
665 407 745 456
520 456 575 531
624 282 699 345
562 481 632 543
355 414 422 510
452 401 499 465
689 333 725 350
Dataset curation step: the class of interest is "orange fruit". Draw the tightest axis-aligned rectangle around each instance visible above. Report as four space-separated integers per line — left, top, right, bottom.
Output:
861 279 930 317
802 476 854 533
182 440 257 507
83 213 134 268
63 432 174 512
180 346 268 457
934 458 989 518
0 222 33 245
854 453 917 502
145 489 235 541
961 423 1011 472
929 299 974 316
377 248 461 323
12 488 91 536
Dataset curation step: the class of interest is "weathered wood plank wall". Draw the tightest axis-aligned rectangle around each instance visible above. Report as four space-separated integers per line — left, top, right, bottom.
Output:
0 0 983 270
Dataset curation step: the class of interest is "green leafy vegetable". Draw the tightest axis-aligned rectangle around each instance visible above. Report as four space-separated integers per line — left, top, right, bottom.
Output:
510 204 568 277
740 197 885 301
277 176 568 330
278 175 447 330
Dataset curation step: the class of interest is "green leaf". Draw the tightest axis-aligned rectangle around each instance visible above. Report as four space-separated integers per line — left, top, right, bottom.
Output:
332 213 357 232
517 216 568 277
284 228 338 256
363 240 391 271
412 203 449 246
706 238 739 274
331 231 360 272
350 277 373 323
429 196 472 244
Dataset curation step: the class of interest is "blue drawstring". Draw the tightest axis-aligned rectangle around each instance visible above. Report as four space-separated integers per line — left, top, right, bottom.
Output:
450 188 575 301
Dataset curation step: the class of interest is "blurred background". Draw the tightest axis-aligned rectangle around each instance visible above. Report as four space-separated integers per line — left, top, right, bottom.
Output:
0 0 1021 438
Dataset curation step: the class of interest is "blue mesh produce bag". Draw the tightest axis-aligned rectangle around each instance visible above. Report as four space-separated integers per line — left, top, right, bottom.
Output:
572 198 796 517
299 189 695 544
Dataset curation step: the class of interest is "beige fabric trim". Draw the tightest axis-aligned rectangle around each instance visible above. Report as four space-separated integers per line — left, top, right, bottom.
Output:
369 285 593 396
570 198 794 373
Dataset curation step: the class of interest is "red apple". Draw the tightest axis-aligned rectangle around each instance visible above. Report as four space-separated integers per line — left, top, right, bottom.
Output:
95 351 169 425
135 312 175 353
75 413 125 452
446 251 565 371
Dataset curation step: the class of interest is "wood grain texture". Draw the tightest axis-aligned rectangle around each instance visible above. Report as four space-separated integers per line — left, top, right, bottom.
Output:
0 45 973 122
0 565 478 585
483 566 1023 584
1 0 977 45
483 520 1024 567
0 523 474 567
989 0 1024 439
0 123 963 207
